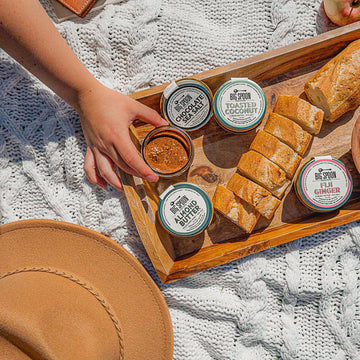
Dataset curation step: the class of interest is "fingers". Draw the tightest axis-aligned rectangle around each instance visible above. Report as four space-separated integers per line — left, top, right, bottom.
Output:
92 148 123 191
84 147 107 189
84 146 140 191
106 145 140 178
135 101 168 127
115 131 159 183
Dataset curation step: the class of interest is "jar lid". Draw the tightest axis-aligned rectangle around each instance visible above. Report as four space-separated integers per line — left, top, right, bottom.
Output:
295 156 353 212
213 78 266 133
160 78 213 131
158 183 213 237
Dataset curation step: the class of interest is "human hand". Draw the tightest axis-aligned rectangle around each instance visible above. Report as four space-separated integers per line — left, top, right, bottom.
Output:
76 82 167 190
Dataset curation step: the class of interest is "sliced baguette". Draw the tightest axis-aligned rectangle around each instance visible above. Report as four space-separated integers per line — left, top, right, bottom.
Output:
227 173 281 220
250 130 302 178
237 151 291 199
263 113 312 156
305 39 360 122
212 185 260 233
273 95 324 135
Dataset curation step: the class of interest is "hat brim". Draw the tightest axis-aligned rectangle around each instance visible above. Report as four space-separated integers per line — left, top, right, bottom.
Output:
0 219 173 360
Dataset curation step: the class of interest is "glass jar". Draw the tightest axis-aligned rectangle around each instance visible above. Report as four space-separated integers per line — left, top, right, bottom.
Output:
213 78 266 133
141 125 194 178
160 78 213 131
294 156 353 212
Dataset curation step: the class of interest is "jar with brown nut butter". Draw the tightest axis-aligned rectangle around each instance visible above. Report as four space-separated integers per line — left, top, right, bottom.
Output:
141 125 194 178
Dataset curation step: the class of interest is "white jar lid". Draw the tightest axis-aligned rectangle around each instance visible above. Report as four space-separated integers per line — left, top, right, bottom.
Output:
213 78 266 132
158 183 213 237
161 78 213 131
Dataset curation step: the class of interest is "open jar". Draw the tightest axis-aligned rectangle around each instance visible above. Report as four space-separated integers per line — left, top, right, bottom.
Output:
141 125 194 178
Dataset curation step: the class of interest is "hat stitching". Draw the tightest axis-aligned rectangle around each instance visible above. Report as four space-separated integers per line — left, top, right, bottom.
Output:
0 267 125 360
0 223 171 359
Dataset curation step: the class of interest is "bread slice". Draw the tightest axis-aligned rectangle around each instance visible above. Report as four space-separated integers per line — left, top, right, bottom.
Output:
305 39 360 122
237 151 291 198
227 173 281 220
263 113 312 156
249 130 302 178
212 185 260 233
273 95 324 135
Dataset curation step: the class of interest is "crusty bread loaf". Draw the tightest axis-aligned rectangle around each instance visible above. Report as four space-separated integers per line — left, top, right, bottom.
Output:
237 151 291 199
227 173 281 220
212 185 260 233
305 39 360 122
263 113 312 156
249 130 302 178
273 95 324 135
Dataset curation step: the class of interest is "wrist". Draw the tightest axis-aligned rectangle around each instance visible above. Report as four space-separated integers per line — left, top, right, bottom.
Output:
70 77 104 114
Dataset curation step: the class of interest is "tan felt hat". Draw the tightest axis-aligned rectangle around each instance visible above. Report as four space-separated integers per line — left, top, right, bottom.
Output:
0 219 173 360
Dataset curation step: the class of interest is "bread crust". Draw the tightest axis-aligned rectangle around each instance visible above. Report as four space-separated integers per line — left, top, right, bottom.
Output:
305 39 360 122
250 130 302 178
212 184 236 216
212 185 260 233
237 151 291 198
263 113 312 156
227 173 281 220
273 95 324 135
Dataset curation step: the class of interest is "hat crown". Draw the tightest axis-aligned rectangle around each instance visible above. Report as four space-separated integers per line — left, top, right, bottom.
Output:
0 269 121 360
0 220 173 360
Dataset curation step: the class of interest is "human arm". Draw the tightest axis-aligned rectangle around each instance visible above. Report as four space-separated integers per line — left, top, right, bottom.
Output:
0 0 166 190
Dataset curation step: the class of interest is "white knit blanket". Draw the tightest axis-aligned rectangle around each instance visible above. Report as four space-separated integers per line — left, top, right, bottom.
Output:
1 1 359 359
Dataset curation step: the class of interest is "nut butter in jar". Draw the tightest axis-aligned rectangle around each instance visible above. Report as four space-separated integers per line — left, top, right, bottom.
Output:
160 78 213 131
213 78 266 133
295 156 353 212
141 125 194 178
158 183 213 237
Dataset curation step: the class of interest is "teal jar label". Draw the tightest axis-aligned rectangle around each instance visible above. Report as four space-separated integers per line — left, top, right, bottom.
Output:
214 78 266 132
158 183 213 237
162 79 213 131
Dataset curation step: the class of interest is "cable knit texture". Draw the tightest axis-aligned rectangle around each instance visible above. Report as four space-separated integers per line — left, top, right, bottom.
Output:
1 1 360 359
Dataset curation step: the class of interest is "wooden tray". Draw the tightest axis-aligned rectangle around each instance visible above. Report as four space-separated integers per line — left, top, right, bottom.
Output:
121 23 360 283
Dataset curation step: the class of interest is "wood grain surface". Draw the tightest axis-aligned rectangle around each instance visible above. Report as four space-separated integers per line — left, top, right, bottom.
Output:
121 23 360 283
